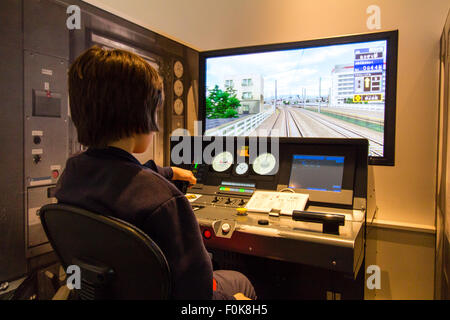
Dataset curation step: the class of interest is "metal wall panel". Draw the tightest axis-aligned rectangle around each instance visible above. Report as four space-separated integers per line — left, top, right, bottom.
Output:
23 51 68 257
23 51 69 184
23 0 69 59
0 0 27 282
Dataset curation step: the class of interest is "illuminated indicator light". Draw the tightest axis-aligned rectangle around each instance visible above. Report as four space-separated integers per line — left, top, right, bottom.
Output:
194 163 198 169
240 147 249 157
203 229 212 239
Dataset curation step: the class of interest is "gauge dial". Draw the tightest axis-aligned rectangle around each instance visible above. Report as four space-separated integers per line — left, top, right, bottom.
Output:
212 151 233 172
174 79 183 97
174 98 184 115
235 163 249 175
174 61 184 78
253 153 277 175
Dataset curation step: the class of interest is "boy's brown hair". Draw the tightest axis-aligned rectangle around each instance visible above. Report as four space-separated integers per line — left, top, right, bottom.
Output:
68 46 163 147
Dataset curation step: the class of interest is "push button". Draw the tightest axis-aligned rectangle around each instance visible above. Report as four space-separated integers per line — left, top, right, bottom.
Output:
202 229 212 239
33 155 41 164
221 223 231 234
236 207 247 216
51 170 59 179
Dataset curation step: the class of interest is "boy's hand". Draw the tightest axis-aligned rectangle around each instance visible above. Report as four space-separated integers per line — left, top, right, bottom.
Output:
171 167 197 185
233 292 252 300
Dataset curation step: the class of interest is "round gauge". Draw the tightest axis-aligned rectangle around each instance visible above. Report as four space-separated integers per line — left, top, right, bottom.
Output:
253 153 277 175
174 79 184 97
212 151 233 172
235 163 249 175
174 60 184 78
174 98 184 115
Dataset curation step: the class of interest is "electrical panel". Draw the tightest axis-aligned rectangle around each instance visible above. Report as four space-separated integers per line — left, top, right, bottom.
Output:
0 0 199 282
24 51 69 257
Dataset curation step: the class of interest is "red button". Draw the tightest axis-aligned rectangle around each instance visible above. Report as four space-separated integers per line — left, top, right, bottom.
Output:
203 229 212 239
52 170 59 179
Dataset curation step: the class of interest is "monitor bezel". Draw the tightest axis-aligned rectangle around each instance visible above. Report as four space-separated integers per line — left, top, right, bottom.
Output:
198 30 398 166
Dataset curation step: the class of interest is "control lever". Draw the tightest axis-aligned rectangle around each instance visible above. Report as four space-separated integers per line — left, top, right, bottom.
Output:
292 210 345 235
172 180 189 194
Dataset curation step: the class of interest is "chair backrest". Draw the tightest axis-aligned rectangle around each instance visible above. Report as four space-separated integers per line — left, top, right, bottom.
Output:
39 203 171 300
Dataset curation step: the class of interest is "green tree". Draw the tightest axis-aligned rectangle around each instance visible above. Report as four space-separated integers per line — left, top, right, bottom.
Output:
205 94 214 117
206 85 240 119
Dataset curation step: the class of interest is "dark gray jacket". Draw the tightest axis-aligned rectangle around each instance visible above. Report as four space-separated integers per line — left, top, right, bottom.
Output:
55 147 227 299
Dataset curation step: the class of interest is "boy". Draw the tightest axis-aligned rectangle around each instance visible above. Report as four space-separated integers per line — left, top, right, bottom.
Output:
56 46 255 300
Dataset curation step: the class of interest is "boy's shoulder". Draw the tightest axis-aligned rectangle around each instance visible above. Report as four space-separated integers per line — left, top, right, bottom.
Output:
62 150 183 212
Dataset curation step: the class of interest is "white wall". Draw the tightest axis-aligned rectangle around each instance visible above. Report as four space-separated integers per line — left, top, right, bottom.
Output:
365 225 436 299
83 0 450 298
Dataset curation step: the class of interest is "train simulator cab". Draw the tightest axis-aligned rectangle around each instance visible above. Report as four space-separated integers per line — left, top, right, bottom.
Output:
171 136 373 299
1 0 449 303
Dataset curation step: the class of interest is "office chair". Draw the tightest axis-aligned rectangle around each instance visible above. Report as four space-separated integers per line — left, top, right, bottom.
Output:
39 203 171 300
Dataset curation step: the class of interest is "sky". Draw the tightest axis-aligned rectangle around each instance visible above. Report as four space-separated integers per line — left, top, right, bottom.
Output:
206 40 387 99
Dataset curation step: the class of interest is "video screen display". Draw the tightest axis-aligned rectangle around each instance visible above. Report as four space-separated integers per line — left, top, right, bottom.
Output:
289 155 345 192
203 37 393 160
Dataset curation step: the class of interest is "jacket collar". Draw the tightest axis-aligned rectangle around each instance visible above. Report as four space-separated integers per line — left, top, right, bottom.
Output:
85 146 142 166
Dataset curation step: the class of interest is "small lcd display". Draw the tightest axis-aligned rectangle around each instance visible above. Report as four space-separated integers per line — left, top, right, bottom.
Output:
289 155 345 192
33 90 61 118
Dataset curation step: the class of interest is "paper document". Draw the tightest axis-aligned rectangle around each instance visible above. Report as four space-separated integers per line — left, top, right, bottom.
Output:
185 193 202 203
245 191 309 215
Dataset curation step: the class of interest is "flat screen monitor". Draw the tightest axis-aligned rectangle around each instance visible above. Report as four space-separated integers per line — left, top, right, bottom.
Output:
199 31 398 165
289 155 345 192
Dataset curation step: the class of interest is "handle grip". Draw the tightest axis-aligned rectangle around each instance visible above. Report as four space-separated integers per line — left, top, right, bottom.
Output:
292 210 345 235
172 180 189 194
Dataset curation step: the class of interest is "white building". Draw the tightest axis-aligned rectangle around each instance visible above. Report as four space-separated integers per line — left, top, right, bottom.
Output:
330 64 355 105
223 74 264 114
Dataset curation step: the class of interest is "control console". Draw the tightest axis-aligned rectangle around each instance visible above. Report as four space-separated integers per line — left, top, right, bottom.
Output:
171 136 372 277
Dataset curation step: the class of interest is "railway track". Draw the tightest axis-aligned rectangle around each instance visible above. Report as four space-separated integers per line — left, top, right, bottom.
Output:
285 108 304 137
269 108 304 137
294 108 384 156
269 108 285 136
266 106 382 156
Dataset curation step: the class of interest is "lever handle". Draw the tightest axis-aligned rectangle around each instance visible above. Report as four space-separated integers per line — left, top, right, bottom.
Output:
292 210 345 235
172 180 189 194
